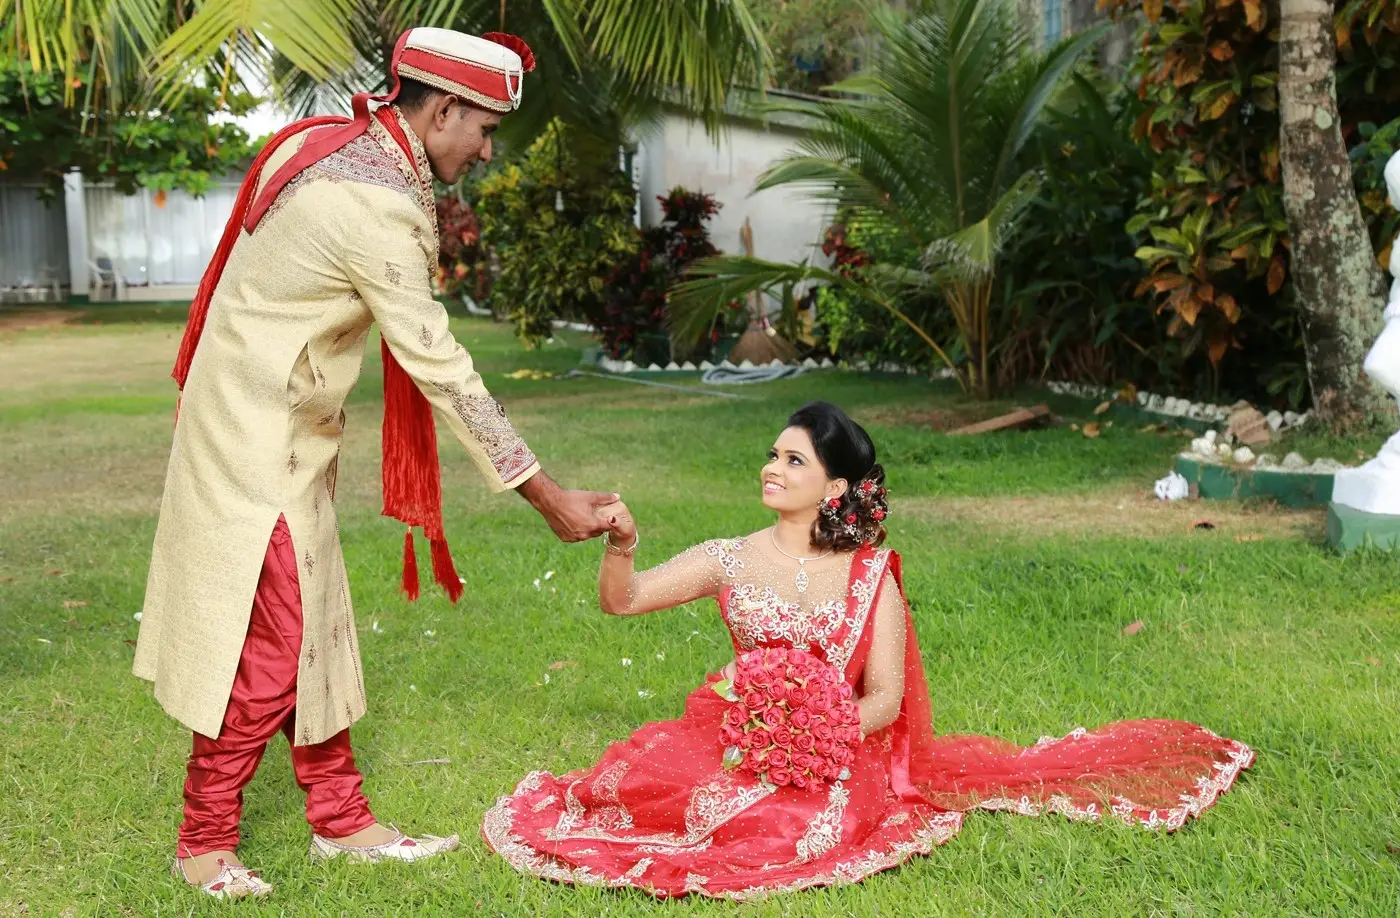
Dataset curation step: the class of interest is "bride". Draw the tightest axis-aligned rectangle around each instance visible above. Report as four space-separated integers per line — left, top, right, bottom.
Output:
483 401 1253 900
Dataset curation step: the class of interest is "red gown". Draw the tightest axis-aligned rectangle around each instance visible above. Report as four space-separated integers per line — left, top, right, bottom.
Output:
483 540 1253 900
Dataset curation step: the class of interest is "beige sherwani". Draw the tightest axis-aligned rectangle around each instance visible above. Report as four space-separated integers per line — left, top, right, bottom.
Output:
135 108 540 744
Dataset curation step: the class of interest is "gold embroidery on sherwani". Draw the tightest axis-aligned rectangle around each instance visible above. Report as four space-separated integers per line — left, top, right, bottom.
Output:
419 324 434 348
385 263 403 286
431 384 538 483
303 551 315 577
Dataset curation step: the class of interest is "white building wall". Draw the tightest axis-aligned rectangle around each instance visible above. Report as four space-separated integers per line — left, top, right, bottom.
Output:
636 112 832 267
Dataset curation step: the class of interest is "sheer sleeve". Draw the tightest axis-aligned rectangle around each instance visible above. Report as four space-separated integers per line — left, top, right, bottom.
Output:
857 570 907 737
599 541 727 616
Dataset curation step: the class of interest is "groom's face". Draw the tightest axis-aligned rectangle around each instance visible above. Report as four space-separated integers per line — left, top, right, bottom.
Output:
762 427 846 515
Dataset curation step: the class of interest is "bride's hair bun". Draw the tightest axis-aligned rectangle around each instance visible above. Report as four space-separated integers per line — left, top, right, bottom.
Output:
785 402 889 551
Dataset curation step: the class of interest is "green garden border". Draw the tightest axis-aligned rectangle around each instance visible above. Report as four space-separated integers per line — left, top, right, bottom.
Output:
1173 454 1334 508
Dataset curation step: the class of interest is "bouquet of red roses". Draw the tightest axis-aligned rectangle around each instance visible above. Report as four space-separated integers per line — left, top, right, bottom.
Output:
716 646 862 789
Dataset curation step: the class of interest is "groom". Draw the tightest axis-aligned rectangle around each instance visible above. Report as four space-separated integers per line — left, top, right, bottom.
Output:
134 27 615 898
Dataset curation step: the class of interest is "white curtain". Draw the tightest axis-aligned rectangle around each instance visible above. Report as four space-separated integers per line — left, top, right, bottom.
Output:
0 183 69 293
86 177 244 287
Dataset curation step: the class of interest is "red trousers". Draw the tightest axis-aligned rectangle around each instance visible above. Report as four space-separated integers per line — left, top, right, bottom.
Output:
177 516 375 857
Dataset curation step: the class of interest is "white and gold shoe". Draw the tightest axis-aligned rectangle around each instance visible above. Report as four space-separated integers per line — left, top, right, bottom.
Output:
172 857 273 900
309 827 460 864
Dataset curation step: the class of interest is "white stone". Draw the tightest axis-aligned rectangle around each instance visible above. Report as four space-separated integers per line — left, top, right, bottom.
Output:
1154 471 1191 501
699 361 714 370
621 360 637 373
1191 437 1214 457
1187 403 1204 419
1233 446 1255 464
646 363 663 372
738 359 755 369
802 358 819 369
820 358 834 369
1295 411 1311 427
1204 429 1218 444
1333 151 1400 515
665 362 680 371
719 360 736 370
1281 452 1309 471
1138 392 1150 407
1216 442 1234 459
1311 458 1345 473
1148 394 1166 411
1266 410 1284 431
1255 454 1278 469
770 359 787 368
1283 410 1300 426
681 361 697 371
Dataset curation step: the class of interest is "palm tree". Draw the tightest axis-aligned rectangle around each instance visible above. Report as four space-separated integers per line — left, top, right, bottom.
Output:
1 0 770 137
671 0 1103 397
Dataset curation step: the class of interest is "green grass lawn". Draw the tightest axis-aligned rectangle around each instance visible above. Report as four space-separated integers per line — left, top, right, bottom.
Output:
1 311 1398 916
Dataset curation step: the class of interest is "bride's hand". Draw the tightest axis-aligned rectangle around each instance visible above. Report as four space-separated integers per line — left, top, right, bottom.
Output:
598 500 637 543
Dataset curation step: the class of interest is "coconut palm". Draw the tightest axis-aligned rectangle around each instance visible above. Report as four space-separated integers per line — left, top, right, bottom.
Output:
671 0 1104 397
1 0 769 135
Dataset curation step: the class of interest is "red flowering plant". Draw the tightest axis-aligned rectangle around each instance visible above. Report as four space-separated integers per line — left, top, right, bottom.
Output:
595 187 727 362
434 195 490 303
715 646 861 789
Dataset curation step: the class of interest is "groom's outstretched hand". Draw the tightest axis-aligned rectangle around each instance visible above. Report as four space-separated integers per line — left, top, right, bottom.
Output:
518 471 619 542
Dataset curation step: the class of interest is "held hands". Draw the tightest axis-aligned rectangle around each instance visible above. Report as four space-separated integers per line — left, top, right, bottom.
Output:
519 473 618 543
597 500 636 546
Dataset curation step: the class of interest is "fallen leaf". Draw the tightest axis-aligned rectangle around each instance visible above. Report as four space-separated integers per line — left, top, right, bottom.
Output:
0 576 14 582
1386 842 1400 857
1366 657 1382 666
1082 422 1101 439
548 660 577 670
47 570 64 576
1234 535 1264 543
123 639 137 647
1094 401 1112 415
1122 620 1146 637
1069 423 1080 432
62 600 87 609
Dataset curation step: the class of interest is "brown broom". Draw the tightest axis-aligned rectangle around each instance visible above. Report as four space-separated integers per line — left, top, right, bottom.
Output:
727 218 799 366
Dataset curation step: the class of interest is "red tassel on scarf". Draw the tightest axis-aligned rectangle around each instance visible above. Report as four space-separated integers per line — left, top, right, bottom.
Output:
429 538 464 604
402 529 421 600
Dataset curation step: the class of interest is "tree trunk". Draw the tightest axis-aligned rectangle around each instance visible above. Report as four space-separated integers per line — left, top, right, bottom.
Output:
1278 0 1391 427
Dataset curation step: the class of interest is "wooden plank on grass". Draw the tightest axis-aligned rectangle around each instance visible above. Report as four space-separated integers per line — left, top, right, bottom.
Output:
948 404 1051 436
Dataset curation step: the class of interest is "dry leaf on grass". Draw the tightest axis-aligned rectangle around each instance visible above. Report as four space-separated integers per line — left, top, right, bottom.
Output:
1366 657 1382 666
548 660 577 671
1082 422 1101 439
62 600 86 609
1234 535 1264 543
1122 620 1146 637
1094 401 1112 415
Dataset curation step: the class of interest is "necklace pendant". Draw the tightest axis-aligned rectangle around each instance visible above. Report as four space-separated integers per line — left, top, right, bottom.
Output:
796 563 810 594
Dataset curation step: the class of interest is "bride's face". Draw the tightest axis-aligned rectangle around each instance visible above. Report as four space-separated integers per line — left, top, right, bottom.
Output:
761 426 848 514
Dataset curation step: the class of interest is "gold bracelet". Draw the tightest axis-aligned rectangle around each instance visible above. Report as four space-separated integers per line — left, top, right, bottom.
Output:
604 531 640 557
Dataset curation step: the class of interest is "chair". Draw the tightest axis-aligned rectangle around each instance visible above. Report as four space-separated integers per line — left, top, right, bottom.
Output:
89 257 125 302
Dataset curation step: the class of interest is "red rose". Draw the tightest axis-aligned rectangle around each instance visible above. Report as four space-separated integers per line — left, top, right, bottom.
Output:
720 725 743 746
845 513 859 524
826 498 841 509
768 682 788 703
787 686 810 707
739 730 757 749
793 733 816 753
724 707 744 727
789 709 812 730
743 691 765 710
768 748 789 768
816 738 834 756
744 748 763 770
812 722 834 741
770 725 794 748
838 683 854 701
791 752 815 771
761 707 784 729
750 727 772 749
768 767 793 786
763 665 787 685
791 772 810 790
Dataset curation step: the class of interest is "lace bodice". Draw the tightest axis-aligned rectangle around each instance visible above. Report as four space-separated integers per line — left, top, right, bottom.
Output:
602 531 909 736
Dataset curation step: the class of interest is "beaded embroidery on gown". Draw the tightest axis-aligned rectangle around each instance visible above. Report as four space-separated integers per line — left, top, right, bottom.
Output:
483 538 1253 900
